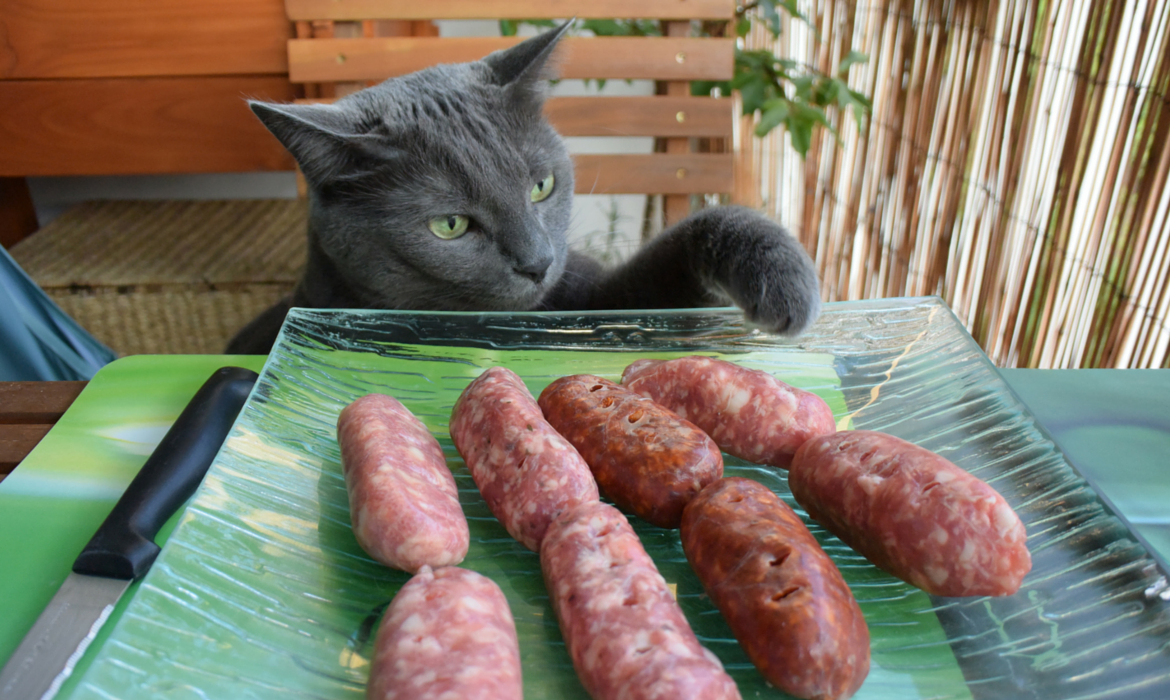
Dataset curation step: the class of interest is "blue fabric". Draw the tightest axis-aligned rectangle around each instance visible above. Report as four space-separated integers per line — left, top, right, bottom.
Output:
0 246 116 381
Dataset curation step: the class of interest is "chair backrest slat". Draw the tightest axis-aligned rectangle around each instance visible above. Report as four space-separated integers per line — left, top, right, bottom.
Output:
288 36 733 83
296 95 732 138
575 154 733 195
546 96 732 138
285 0 734 22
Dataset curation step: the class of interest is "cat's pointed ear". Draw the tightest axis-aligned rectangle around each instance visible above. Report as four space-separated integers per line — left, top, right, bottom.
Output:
249 100 397 183
483 20 572 88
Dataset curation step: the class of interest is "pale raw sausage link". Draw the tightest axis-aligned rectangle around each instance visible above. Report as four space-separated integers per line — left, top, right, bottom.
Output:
449 366 599 551
541 501 742 700
538 375 723 528
367 565 522 700
622 356 836 468
337 394 469 573
681 478 870 700
790 430 1032 597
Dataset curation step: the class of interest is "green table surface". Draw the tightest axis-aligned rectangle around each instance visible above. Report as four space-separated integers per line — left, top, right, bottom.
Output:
2 356 1168 688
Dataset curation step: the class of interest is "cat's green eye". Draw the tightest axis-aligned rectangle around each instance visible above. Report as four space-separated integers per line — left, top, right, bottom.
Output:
531 174 555 203
428 215 470 240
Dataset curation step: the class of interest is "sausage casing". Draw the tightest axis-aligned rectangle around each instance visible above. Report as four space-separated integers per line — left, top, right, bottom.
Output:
367 565 522 700
337 394 469 573
541 501 741 700
681 478 869 700
622 356 836 468
790 430 1032 597
538 375 722 528
449 366 599 551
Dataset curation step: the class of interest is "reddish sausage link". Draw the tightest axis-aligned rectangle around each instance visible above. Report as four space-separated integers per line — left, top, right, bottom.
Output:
541 501 742 700
450 366 599 551
681 478 869 700
621 356 836 469
368 566 523 700
538 375 723 529
790 430 1032 597
337 394 469 573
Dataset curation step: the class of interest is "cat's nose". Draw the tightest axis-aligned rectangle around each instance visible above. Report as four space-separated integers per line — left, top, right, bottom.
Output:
515 255 553 283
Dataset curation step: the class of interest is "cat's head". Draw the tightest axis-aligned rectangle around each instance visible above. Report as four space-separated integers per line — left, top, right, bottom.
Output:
249 24 574 311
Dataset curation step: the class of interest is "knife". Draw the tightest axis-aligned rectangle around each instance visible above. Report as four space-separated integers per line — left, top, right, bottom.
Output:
0 365 259 700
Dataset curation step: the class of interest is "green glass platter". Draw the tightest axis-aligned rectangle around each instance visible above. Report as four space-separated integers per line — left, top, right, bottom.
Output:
62 298 1170 699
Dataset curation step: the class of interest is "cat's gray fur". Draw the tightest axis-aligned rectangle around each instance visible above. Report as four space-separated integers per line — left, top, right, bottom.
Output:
226 24 821 353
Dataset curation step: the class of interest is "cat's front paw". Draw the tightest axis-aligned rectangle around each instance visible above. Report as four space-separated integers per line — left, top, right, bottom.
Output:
692 207 822 335
728 258 822 336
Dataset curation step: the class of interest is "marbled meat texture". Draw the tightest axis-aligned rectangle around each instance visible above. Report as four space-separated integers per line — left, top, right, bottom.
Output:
337 393 469 573
622 355 836 469
541 501 742 700
538 375 723 528
681 478 870 700
449 366 599 551
367 565 522 700
790 430 1032 597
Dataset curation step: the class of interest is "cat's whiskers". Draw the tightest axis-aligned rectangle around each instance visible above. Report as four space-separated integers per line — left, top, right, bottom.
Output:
555 268 602 291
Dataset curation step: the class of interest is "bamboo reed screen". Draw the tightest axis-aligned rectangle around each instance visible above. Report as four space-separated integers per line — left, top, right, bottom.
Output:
737 0 1170 368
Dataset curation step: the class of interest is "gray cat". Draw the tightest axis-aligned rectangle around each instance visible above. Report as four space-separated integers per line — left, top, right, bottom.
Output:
225 23 820 353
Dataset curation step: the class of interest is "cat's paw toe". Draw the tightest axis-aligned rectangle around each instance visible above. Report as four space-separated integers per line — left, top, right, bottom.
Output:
725 231 822 335
738 276 821 336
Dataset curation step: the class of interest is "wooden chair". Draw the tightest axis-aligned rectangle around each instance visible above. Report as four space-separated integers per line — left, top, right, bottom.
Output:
282 0 738 226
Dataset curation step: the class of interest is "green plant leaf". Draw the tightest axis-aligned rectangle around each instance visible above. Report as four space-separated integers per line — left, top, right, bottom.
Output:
813 76 841 106
739 75 770 114
786 118 815 156
581 19 622 36
791 75 815 101
690 80 731 97
776 0 808 23
831 82 872 130
735 49 771 73
578 18 661 37
838 50 869 75
499 20 518 37
755 98 791 137
757 0 783 38
736 17 753 37
785 101 835 156
632 19 664 36
790 101 832 129
849 88 873 111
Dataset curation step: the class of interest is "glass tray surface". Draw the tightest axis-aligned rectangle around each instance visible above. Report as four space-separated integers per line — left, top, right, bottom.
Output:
67 298 1170 699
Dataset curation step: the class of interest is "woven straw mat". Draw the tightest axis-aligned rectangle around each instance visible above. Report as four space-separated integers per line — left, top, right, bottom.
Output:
10 199 307 356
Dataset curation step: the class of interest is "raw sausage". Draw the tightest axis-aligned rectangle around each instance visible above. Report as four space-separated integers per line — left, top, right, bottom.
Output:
622 356 836 469
337 394 468 572
681 478 869 700
541 501 741 700
538 375 722 528
367 565 522 700
790 430 1031 597
449 366 599 551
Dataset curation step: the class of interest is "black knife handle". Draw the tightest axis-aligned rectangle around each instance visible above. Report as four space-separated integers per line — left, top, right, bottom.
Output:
72 366 259 580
